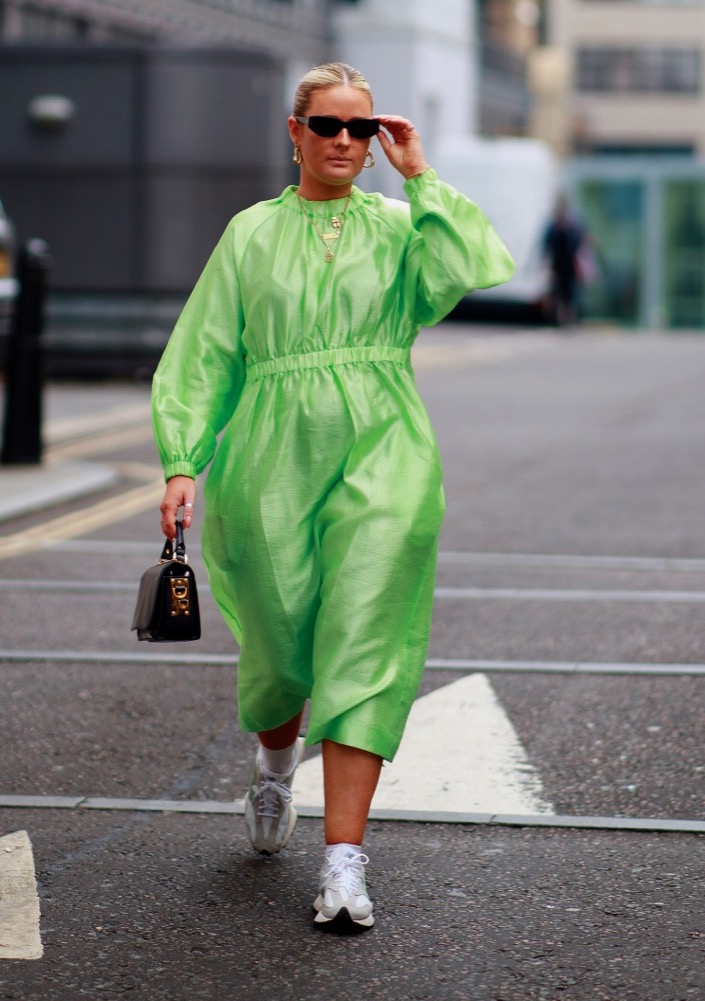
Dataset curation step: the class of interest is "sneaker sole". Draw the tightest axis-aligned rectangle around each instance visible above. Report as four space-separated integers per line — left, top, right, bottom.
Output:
312 898 374 930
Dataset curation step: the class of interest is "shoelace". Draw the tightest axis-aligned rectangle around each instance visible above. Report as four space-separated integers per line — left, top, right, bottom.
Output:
322 852 370 896
255 776 293 818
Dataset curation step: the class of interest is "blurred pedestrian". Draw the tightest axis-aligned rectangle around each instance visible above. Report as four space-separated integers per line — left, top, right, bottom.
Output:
152 61 514 931
543 195 588 326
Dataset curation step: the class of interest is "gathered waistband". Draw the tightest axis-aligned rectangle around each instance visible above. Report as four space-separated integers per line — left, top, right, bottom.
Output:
245 346 411 382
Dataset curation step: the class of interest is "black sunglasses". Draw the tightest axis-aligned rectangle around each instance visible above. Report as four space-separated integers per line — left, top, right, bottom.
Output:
294 116 380 140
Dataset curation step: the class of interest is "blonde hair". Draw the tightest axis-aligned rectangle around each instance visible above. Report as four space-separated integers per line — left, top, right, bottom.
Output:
292 62 373 117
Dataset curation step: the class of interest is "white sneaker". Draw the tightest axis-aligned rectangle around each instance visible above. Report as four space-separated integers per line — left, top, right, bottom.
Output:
244 738 302 855
313 846 374 929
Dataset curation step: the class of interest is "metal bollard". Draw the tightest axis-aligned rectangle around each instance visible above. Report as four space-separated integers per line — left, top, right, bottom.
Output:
1 239 53 465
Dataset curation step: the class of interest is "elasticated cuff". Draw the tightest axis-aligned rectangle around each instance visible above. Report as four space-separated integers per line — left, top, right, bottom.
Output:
163 461 198 482
403 167 437 197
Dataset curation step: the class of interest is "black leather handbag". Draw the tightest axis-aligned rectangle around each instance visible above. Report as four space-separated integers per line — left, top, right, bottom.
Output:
131 520 201 642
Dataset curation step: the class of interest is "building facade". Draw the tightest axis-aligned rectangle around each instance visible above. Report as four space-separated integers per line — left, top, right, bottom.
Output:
0 0 335 64
477 0 539 136
0 0 550 359
1 0 540 155
544 0 705 157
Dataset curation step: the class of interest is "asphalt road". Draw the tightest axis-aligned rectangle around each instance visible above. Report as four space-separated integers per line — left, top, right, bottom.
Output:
1 324 704 1000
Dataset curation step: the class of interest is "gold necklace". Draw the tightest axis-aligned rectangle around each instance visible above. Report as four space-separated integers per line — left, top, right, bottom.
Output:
296 192 352 262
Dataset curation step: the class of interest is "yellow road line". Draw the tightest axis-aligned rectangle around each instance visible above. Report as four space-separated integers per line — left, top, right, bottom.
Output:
1 480 165 558
47 424 154 461
47 402 151 443
112 461 164 482
412 340 513 371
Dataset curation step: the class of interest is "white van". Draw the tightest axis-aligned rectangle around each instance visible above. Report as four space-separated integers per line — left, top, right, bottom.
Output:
435 135 559 320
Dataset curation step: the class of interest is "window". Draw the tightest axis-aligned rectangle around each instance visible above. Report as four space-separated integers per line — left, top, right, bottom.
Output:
576 46 701 92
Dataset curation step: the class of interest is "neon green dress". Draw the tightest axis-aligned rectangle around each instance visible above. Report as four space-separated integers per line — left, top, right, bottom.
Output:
152 169 514 761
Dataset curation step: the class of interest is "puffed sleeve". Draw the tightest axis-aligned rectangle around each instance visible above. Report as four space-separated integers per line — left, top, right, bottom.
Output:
403 168 515 327
152 220 246 481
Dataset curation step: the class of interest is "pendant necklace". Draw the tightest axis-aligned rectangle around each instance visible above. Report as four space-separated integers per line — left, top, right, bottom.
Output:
296 192 352 262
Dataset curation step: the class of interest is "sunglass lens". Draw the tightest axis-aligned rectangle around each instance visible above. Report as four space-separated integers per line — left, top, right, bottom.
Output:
307 117 341 137
349 119 380 139
306 117 379 139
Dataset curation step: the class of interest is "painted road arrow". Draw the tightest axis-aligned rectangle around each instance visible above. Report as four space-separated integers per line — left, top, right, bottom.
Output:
292 673 553 815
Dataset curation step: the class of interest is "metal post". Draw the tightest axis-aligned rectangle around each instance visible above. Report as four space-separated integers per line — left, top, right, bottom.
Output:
1 239 53 465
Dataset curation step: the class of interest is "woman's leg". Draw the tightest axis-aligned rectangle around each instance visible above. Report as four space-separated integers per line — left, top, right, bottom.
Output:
245 708 305 856
313 740 381 929
322 740 382 846
259 709 305 752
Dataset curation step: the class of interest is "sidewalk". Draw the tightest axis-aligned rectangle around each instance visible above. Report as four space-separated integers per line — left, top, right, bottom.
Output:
0 381 152 523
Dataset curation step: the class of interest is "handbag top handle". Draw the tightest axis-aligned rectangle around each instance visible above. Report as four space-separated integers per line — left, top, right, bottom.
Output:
159 519 188 564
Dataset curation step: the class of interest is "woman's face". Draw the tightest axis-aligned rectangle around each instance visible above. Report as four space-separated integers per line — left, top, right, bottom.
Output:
289 85 373 199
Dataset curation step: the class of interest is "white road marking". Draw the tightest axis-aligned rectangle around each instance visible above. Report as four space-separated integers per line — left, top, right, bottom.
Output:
0 831 43 960
435 586 705 604
2 650 705 676
437 551 705 573
43 543 705 573
1 795 704 833
7 578 705 606
424 658 705 676
292 673 553 815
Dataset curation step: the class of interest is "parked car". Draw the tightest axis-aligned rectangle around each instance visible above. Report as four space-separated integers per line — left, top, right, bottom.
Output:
0 199 18 331
435 136 560 322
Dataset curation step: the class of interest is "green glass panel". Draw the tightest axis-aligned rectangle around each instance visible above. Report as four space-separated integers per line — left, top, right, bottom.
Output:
576 179 644 326
662 180 705 329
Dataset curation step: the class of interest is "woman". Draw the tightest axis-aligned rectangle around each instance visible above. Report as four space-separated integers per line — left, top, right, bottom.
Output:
154 62 514 931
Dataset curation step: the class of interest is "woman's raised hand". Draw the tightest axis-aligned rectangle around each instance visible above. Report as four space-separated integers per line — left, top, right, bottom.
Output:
375 115 429 181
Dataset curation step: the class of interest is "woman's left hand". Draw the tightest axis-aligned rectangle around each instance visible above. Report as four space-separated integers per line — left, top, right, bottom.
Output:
160 475 196 540
375 115 429 180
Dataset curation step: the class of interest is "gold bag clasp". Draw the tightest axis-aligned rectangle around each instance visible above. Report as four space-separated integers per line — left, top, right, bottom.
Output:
169 576 190 617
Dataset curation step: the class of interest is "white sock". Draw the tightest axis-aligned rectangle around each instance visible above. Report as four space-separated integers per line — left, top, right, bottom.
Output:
325 842 362 862
259 739 299 776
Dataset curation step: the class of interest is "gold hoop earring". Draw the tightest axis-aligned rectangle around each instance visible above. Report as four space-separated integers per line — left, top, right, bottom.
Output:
292 145 302 165
364 149 375 169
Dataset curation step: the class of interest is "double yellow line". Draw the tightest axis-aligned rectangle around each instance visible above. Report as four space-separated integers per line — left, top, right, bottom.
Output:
0 410 166 558
2 476 166 559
